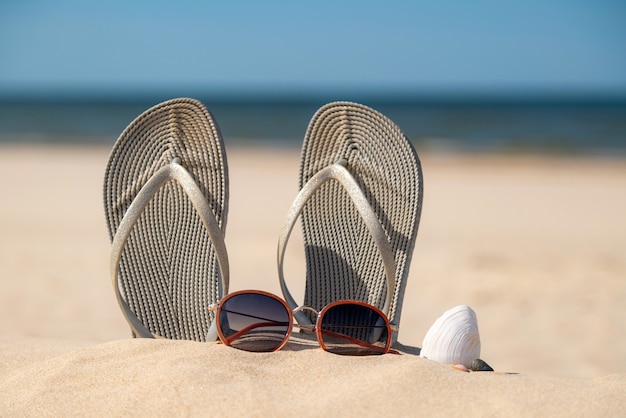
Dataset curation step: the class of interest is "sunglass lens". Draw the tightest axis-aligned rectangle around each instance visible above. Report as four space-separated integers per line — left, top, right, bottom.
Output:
319 303 389 356
218 293 290 352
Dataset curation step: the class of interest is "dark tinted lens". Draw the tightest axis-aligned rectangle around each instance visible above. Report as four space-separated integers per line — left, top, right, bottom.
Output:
219 293 290 352
319 303 389 356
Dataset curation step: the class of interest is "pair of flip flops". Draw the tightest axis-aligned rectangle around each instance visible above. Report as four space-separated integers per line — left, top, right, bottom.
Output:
104 98 423 343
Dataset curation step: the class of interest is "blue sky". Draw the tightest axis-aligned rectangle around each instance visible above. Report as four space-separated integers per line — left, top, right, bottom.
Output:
1 0 625 97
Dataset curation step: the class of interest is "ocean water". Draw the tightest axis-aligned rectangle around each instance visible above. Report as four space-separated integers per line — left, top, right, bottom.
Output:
1 96 625 155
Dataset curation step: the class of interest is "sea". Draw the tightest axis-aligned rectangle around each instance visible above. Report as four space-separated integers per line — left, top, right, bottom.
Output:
1 94 625 156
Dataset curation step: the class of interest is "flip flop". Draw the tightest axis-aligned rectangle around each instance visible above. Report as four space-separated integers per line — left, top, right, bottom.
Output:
104 98 229 341
278 101 423 343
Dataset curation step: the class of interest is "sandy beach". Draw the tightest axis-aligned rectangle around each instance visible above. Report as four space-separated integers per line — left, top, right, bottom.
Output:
1 144 625 416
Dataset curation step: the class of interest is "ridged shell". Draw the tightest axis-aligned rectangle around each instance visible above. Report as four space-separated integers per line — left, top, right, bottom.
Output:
420 305 481 368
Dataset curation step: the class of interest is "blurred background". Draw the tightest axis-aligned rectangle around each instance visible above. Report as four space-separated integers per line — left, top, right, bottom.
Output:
1 0 625 153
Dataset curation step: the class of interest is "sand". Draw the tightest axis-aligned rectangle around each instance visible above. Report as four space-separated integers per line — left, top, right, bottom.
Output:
1 144 625 416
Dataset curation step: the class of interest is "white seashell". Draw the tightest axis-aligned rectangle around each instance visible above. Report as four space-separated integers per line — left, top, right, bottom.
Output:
420 305 481 368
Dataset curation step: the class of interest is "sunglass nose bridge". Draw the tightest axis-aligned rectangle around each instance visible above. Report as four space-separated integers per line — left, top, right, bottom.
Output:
292 305 318 316
292 305 319 331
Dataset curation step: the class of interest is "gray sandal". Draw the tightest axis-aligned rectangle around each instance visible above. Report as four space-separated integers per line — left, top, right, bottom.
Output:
104 98 229 341
278 102 423 343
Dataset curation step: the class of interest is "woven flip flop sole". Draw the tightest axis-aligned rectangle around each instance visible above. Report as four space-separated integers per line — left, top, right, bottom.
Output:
104 98 228 341
299 102 423 333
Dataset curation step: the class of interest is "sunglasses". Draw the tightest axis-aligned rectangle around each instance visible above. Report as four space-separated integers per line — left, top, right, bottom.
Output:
208 290 399 355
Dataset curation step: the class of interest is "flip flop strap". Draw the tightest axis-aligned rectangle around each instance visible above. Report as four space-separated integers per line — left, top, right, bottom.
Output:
110 159 229 339
277 159 396 326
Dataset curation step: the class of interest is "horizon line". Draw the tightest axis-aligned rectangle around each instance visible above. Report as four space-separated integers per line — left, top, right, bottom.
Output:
1 85 626 104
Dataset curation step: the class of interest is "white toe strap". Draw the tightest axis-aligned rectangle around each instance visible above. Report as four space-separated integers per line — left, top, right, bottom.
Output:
277 159 396 326
110 159 229 339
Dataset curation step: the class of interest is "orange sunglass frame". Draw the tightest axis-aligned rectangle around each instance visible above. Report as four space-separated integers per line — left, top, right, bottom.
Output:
211 289 396 355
